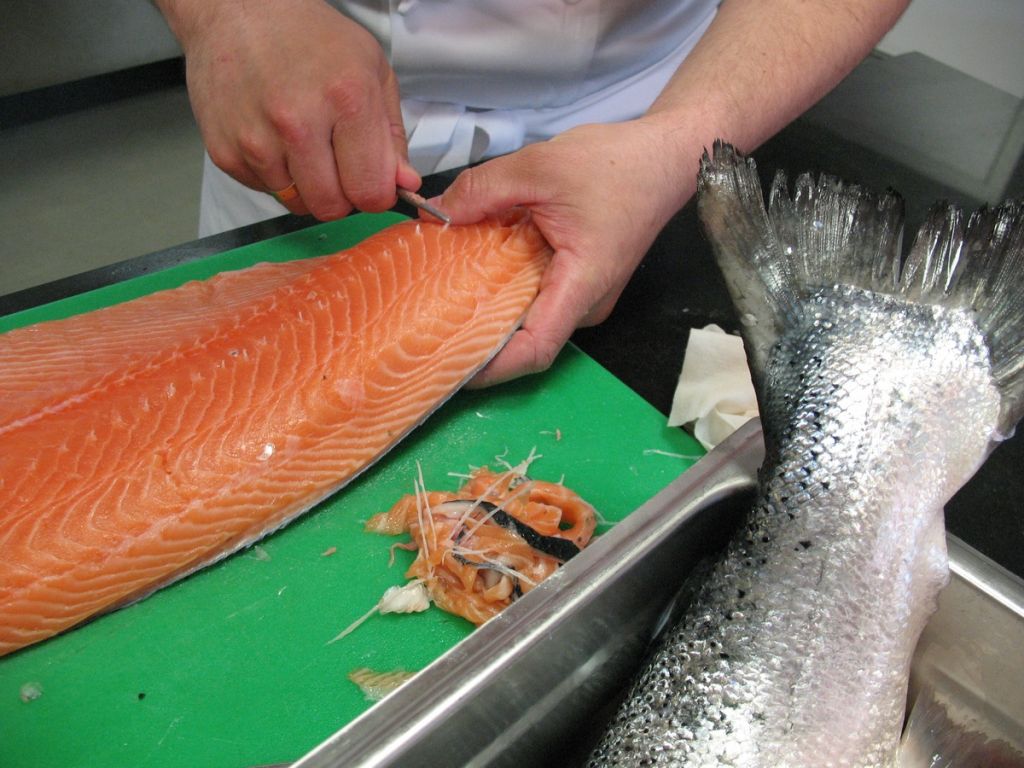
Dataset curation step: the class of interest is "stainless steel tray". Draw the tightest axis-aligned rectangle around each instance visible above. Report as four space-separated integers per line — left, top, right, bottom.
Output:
291 420 1024 767
903 537 1024 761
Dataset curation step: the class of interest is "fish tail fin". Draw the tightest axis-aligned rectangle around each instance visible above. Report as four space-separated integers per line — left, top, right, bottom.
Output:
695 141 788 382
696 140 905 389
917 199 1024 432
697 140 1024 433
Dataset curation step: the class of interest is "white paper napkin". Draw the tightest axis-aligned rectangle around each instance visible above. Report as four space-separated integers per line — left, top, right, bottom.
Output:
668 324 758 451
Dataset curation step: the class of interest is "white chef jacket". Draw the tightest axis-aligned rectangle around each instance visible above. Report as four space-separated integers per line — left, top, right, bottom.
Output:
198 0 718 236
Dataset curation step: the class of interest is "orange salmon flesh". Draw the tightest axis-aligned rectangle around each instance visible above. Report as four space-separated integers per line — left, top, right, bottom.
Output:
366 465 598 625
0 213 552 656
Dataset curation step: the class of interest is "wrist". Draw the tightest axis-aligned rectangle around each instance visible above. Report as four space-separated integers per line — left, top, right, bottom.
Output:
154 0 245 52
629 112 707 217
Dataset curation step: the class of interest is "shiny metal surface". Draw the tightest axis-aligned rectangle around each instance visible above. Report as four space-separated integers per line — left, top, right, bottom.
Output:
292 420 765 768
905 537 1024 756
395 188 452 224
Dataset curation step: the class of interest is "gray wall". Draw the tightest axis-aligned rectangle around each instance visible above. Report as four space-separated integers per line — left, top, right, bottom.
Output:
0 1 181 97
877 0 1024 100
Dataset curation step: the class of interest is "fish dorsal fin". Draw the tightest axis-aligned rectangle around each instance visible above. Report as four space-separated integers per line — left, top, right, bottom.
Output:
697 140 1024 435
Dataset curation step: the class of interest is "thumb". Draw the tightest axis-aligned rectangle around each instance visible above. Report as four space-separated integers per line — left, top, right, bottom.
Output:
432 154 545 225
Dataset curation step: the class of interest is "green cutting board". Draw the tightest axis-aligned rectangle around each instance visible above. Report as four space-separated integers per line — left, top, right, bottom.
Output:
0 214 704 768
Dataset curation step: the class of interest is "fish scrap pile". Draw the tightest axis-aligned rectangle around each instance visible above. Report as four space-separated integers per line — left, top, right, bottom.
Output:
585 142 1024 767
366 457 598 625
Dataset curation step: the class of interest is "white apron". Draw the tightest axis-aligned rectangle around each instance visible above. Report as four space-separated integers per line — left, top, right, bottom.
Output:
198 0 718 236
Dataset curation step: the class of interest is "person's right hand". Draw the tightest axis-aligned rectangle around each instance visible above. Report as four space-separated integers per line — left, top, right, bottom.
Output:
161 0 420 219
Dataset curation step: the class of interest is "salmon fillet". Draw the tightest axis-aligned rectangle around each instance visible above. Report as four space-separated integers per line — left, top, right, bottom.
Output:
0 213 551 656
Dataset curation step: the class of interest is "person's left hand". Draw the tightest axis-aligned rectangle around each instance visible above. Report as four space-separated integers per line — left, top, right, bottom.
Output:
432 119 698 387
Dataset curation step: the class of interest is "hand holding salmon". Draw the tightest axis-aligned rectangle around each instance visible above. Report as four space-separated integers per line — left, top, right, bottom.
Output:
0 213 551 657
587 142 1024 767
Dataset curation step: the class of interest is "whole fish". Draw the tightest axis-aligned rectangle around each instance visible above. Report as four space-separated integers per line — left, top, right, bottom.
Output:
586 142 1024 767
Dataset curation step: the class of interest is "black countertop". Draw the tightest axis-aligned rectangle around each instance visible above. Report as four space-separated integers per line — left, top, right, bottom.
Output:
2 117 1021 583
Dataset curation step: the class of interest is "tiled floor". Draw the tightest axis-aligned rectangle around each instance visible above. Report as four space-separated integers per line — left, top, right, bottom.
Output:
0 84 204 295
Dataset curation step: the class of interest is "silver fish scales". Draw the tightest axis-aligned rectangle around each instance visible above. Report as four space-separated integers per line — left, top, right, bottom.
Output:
586 142 1024 767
